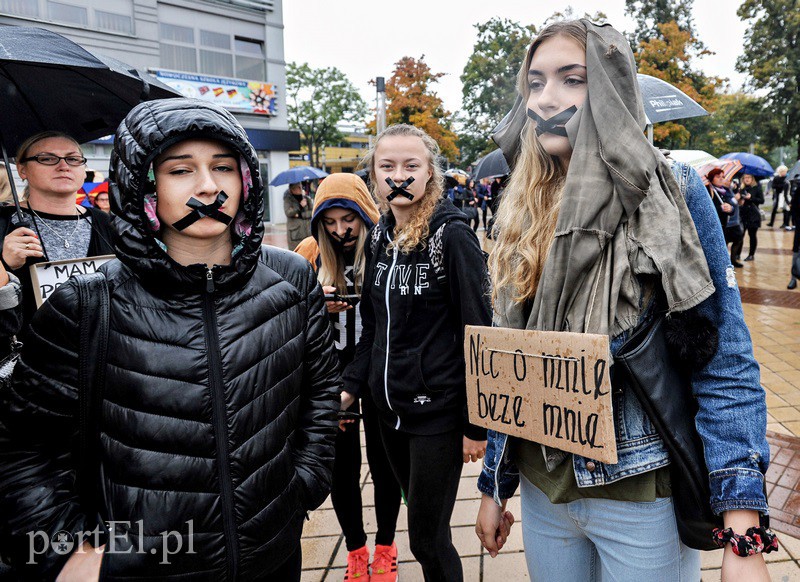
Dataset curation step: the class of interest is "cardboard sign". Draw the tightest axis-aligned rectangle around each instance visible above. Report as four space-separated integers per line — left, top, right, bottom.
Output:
29 255 115 308
465 325 617 464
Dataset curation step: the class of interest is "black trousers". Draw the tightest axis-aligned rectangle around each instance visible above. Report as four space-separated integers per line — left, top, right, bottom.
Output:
378 425 463 582
744 225 759 257
769 196 793 228
730 225 759 259
331 394 402 551
265 544 302 580
481 206 490 230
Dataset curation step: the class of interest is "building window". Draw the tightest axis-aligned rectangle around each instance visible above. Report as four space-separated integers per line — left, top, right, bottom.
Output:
199 49 233 77
160 23 197 72
160 23 194 44
96 10 133 34
0 0 39 17
198 29 233 77
159 26 266 81
160 44 197 72
235 38 264 81
201 30 230 50
47 1 88 25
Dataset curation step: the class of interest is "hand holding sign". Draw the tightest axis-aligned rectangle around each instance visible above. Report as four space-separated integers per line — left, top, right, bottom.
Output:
30 255 115 307
465 326 617 464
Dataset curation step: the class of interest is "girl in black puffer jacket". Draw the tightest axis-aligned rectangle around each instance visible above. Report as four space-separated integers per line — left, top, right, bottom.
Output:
0 100 341 581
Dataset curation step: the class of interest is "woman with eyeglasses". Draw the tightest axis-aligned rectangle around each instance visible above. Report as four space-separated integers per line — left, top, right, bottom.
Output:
0 131 114 330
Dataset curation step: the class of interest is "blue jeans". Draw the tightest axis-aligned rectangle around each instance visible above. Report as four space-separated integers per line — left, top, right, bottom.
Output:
520 475 701 581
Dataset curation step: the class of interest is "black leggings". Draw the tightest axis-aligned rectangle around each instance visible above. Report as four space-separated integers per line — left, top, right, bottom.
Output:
331 395 402 551
730 226 758 260
745 225 759 257
378 425 463 582
261 544 301 581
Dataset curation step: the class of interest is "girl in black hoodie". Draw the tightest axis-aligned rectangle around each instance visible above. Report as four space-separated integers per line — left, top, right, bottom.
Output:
342 124 491 581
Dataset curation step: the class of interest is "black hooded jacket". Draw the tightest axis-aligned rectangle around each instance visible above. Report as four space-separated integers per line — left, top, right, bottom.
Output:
343 199 490 440
0 100 340 580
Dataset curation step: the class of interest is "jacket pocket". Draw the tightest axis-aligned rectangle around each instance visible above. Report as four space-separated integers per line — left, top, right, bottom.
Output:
370 347 435 413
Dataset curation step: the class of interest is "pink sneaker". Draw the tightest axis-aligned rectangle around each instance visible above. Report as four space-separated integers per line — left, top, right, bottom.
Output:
344 545 370 581
370 542 398 582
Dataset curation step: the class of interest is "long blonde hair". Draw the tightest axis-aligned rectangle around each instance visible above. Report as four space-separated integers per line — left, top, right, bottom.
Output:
490 20 587 305
317 220 369 294
361 124 444 253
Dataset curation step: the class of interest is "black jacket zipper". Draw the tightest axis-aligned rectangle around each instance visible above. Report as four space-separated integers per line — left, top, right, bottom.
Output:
203 268 239 579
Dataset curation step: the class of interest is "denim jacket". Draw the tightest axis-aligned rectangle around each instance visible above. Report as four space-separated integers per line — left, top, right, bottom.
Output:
477 162 770 516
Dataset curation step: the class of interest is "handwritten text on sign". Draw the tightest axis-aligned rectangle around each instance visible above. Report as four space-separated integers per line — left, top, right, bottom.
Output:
465 325 617 464
30 255 115 308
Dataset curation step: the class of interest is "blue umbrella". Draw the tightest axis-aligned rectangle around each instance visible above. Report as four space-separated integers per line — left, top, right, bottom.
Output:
269 165 328 187
719 152 775 178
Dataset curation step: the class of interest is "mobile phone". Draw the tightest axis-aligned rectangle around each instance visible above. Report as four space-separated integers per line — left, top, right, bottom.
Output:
324 293 360 307
337 410 362 421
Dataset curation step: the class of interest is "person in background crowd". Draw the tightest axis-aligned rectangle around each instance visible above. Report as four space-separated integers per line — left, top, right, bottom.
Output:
92 191 111 213
284 181 313 251
294 173 403 582
476 19 771 581
342 124 491 582
464 179 481 231
789 172 800 289
476 178 492 231
0 100 341 581
0 131 114 331
733 173 765 262
707 167 744 268
0 261 22 358
489 177 503 213
0 164 12 206
768 165 791 230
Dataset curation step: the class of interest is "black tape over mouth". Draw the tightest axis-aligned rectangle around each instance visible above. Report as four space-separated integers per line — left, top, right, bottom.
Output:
329 226 356 250
526 106 578 137
385 177 415 202
171 191 233 231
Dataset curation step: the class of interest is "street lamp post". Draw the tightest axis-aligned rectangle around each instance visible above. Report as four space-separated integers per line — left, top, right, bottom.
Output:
376 76 386 135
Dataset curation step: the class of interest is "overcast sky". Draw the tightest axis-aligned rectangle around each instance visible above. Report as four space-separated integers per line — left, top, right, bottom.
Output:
283 0 749 119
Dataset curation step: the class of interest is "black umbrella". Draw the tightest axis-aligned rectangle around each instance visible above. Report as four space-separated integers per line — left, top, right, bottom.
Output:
0 26 180 222
637 74 708 124
472 149 510 181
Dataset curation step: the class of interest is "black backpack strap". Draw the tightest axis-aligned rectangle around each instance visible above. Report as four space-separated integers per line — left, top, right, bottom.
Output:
75 271 110 521
428 221 449 289
369 223 383 255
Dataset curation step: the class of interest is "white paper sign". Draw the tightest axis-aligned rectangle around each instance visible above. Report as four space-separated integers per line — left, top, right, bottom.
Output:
29 255 114 307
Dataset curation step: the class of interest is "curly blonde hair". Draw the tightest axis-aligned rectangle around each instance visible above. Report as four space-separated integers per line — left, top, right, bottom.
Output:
360 124 444 254
490 20 587 306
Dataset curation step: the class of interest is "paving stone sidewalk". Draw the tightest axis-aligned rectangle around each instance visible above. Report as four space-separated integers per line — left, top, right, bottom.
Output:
263 222 800 581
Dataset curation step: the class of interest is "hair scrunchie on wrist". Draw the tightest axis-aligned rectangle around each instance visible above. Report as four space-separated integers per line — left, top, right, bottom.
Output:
712 526 779 556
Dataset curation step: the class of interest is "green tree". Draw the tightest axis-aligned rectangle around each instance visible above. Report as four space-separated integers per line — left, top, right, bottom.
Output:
737 0 800 159
459 17 537 163
685 93 777 156
633 21 722 149
624 0 699 49
377 55 459 162
286 63 368 168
